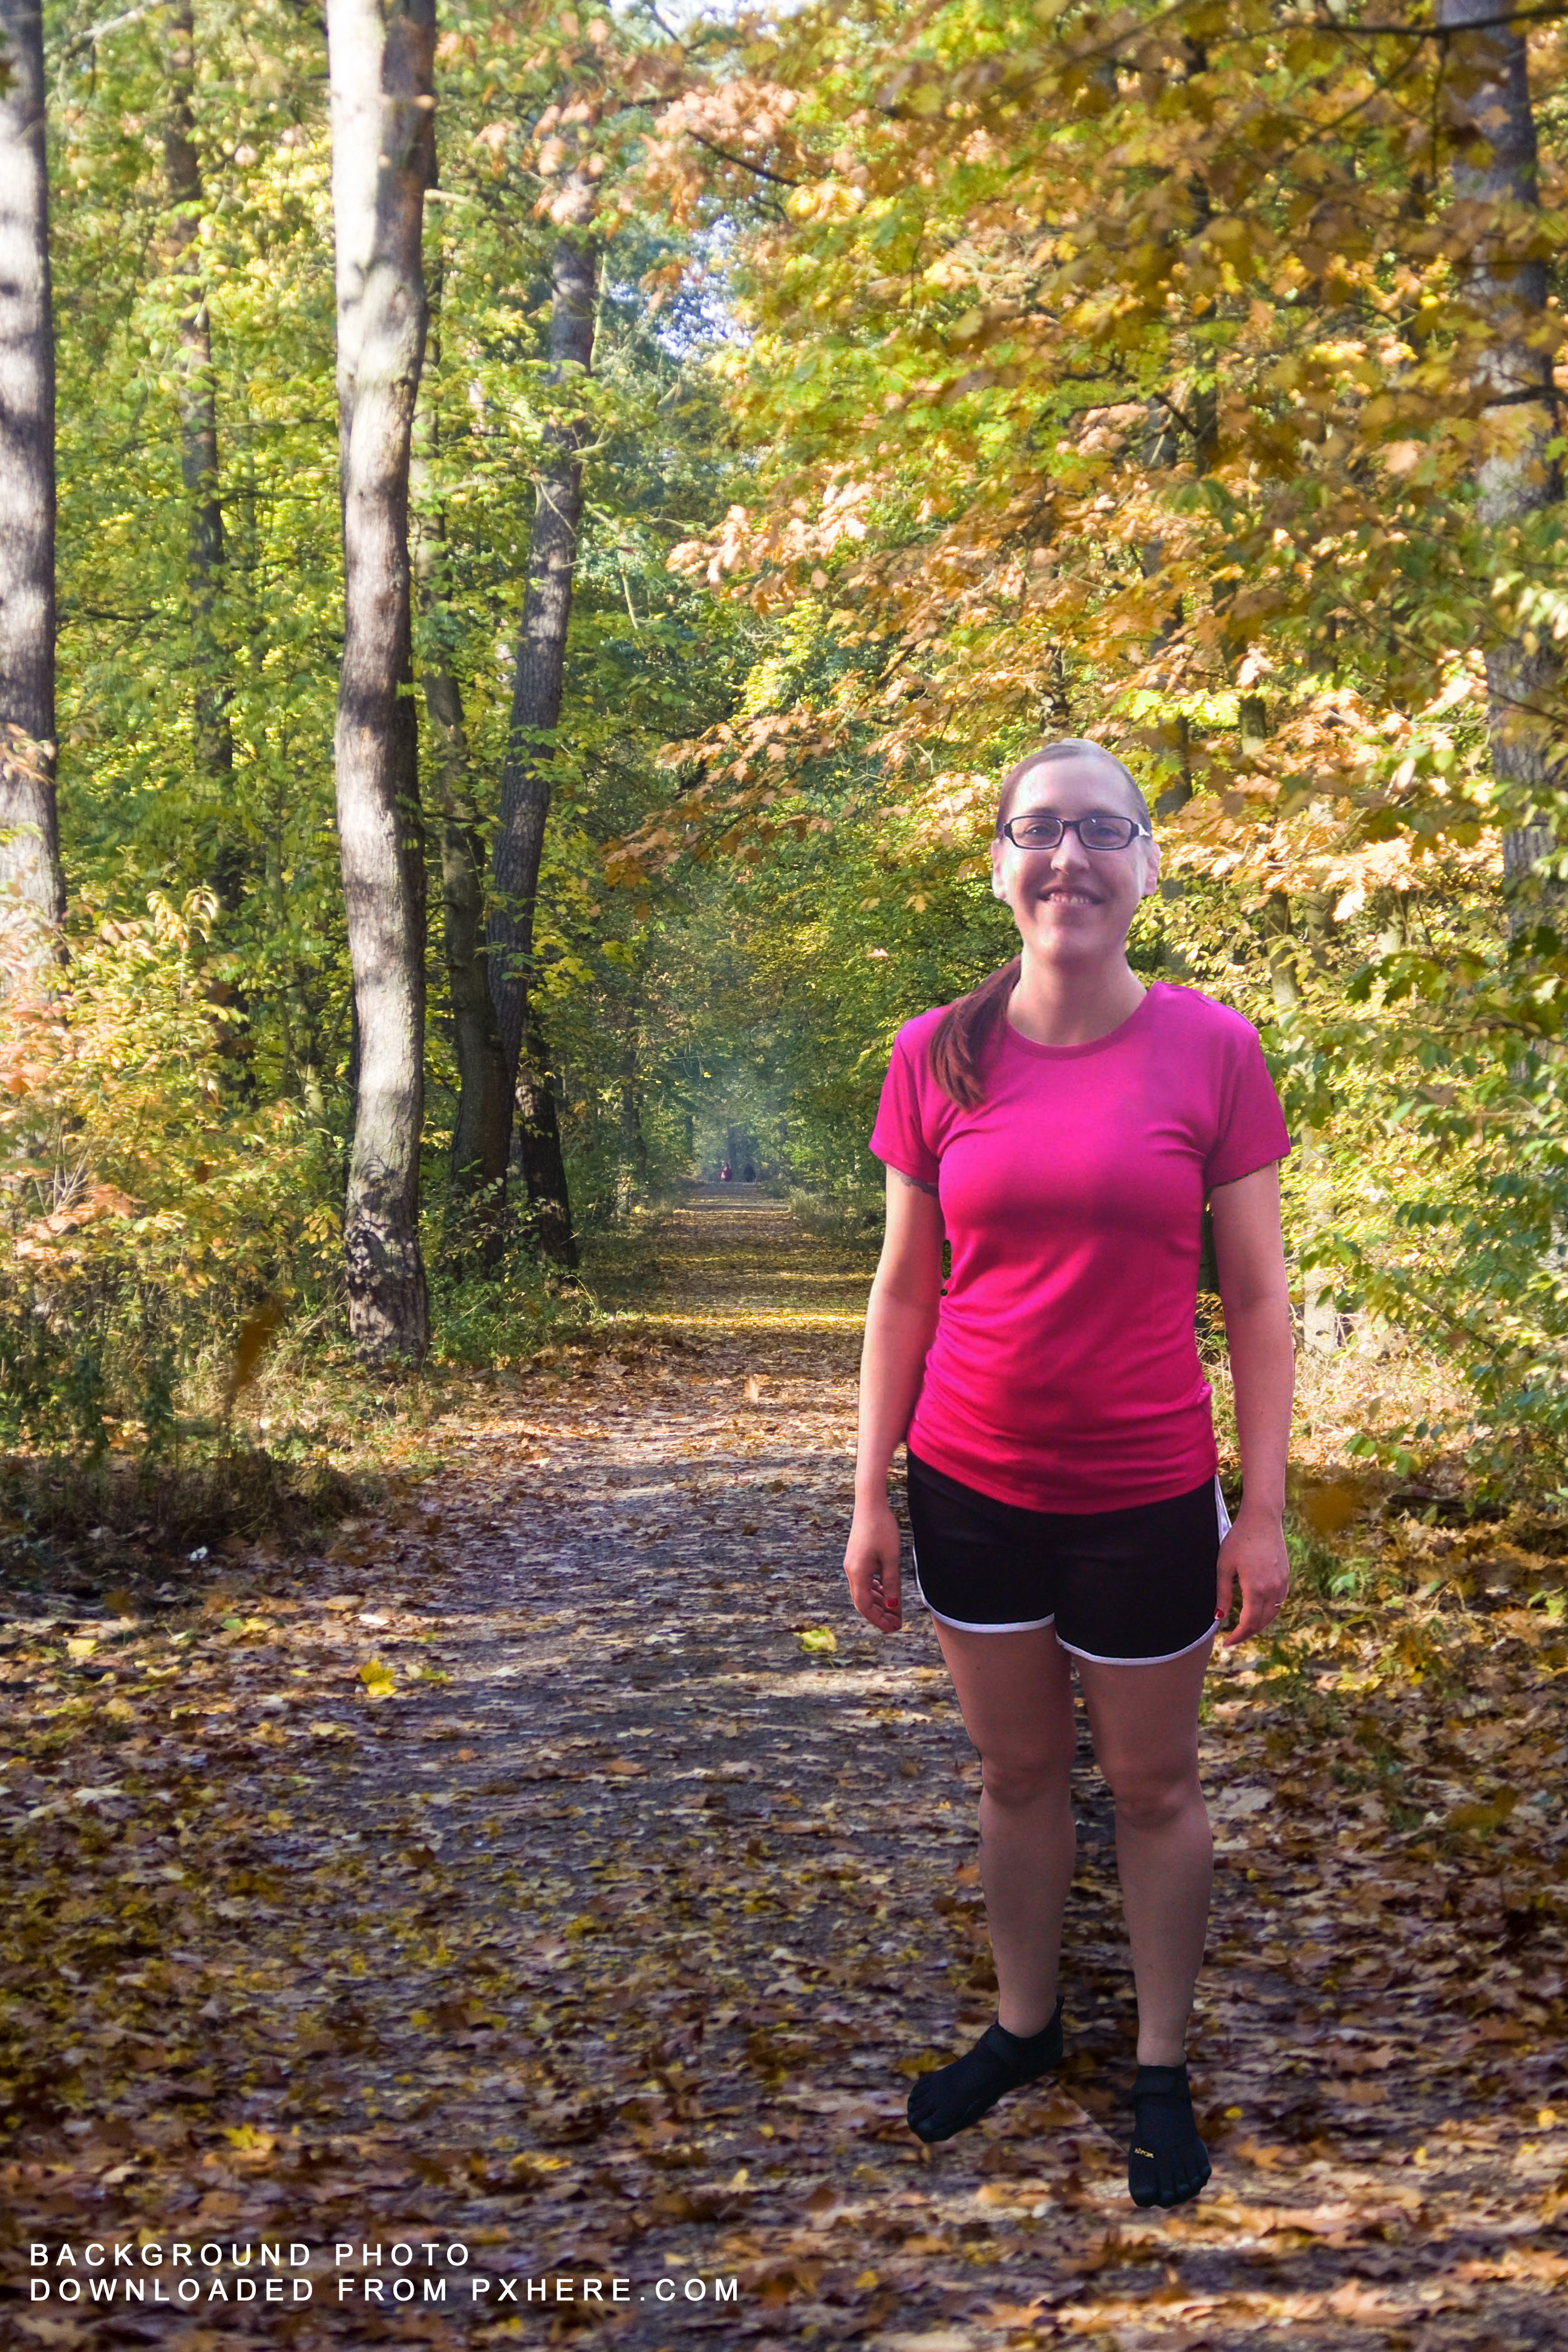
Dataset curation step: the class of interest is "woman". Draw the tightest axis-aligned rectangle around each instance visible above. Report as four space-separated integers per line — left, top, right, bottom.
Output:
844 739 1294 2211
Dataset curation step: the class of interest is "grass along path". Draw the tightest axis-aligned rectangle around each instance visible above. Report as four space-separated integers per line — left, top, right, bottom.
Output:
2 1184 1566 2348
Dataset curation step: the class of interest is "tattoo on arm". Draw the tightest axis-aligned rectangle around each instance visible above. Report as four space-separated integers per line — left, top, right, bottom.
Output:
897 1170 940 1198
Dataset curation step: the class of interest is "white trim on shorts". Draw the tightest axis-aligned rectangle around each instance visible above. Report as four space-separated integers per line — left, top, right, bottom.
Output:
1054 1619 1217 1667
929 1605 1059 1633
912 1475 1231 1657
911 1543 1055 1632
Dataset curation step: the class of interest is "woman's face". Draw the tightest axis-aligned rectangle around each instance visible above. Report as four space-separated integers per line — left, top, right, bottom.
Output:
989 755 1160 965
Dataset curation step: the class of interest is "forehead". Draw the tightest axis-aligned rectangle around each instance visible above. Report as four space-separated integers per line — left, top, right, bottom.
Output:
1009 756 1135 813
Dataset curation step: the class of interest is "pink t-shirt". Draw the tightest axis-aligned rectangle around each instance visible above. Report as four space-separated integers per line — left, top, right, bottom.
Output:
869 981 1290 1512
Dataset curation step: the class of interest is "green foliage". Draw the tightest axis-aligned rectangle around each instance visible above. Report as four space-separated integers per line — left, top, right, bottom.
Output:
21 1 759 1444
18 0 1568 1504
0 894 331 1455
589 0 1568 1490
427 1246 593 1370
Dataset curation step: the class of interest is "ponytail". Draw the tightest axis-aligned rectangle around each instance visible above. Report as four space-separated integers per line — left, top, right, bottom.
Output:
928 956 1022 1110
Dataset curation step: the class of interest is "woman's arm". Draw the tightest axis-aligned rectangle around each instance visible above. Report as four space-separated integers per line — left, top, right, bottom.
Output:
1209 1160 1296 1648
843 1166 946 1632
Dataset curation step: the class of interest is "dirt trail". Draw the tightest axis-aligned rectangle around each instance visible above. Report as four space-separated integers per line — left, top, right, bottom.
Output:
4 1187 1566 2348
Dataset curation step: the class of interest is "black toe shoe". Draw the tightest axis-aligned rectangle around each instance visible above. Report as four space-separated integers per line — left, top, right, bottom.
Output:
906 1998 1065 2146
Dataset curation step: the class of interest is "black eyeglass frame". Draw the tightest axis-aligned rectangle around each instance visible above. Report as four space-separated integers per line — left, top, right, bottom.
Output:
997 812 1154 852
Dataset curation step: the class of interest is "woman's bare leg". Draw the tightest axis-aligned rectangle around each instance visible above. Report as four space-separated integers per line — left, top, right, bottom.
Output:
1075 1639 1213 2065
932 1621 1077 2036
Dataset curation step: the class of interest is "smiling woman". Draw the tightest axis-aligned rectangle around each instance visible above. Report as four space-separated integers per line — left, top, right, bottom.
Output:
929 742 1158 1108
841 737 1297 2212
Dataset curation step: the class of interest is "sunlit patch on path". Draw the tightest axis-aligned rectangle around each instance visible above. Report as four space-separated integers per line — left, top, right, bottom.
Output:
2 1186 1565 2346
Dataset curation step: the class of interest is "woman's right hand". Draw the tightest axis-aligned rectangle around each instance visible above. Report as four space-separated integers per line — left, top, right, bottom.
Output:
844 1497 904 1632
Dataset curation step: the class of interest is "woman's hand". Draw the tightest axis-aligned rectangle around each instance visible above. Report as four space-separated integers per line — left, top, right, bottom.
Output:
844 1497 904 1632
1215 1507 1290 1648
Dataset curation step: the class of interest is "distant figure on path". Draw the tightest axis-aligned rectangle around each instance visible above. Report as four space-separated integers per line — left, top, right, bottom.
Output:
720 1163 731 1181
844 739 1294 2210
743 1162 756 1183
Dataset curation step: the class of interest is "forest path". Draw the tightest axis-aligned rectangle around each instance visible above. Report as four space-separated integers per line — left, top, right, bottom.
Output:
4 1187 1566 2348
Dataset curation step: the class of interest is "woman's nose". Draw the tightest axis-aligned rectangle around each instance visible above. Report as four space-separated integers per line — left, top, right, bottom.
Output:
1047 832 1093 873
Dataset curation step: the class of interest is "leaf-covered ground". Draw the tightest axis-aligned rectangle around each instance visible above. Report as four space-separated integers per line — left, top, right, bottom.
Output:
2 1189 1567 2348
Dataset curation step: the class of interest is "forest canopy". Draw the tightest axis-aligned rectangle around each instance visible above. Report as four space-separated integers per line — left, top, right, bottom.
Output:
1 0 1566 1489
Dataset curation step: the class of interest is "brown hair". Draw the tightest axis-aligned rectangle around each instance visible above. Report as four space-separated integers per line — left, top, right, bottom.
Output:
927 741 1153 1109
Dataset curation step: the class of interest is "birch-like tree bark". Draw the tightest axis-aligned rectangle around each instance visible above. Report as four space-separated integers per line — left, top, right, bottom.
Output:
0 0 65 969
488 185 598 1271
326 0 435 1361
1437 0 1565 911
163 0 240 905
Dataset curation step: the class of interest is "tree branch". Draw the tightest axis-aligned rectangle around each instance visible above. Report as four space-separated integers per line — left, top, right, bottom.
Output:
54 0 177 62
1154 389 1203 439
685 129 802 189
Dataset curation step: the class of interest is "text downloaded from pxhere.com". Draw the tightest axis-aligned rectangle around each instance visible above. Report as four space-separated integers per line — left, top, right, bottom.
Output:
24 2237 742 2310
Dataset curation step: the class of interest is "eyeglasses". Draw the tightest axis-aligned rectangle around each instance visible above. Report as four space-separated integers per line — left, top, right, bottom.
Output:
999 812 1152 852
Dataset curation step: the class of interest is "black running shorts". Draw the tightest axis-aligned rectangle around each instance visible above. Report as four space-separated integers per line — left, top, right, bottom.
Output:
905 1448 1228 1665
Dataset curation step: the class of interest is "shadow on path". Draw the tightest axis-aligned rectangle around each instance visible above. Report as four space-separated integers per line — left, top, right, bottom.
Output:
2 1187 1566 2347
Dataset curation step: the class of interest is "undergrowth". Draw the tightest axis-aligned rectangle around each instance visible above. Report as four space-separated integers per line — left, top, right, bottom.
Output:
0 1212 678 1614
786 1186 884 1247
0 1447 366 1612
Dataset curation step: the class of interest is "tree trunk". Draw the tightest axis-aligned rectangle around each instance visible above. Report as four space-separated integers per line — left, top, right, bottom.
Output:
163 1 240 906
428 666 511 1238
620 1035 647 1186
487 189 598 1269
326 0 435 1362
514 1010 577 1267
1142 402 1193 817
411 244 511 1265
1036 642 1071 736
1260 890 1300 1016
0 0 64 969
1437 0 1564 912
1259 887 1334 1352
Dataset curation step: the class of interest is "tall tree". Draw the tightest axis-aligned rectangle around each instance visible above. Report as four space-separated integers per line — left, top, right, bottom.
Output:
0 0 64 968
1437 0 1565 915
162 0 238 904
412 238 511 1264
326 0 436 1361
487 180 598 1271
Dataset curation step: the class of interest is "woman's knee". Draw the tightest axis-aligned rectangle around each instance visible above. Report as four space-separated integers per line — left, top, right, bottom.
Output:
978 1748 1071 1810
1103 1760 1204 1832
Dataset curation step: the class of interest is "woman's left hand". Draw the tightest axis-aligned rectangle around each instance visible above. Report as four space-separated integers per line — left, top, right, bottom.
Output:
1215 1508 1290 1648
